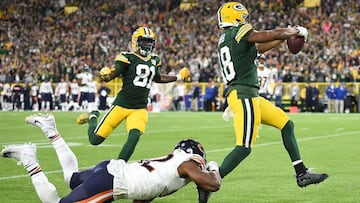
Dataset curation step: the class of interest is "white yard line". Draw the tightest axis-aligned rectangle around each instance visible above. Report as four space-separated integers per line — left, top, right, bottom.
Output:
1 130 358 181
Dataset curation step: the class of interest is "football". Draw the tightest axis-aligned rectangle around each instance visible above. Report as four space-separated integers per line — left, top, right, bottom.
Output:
287 36 305 54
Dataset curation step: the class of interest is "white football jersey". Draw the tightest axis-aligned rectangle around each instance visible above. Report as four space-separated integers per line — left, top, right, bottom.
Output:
2 83 11 96
31 85 39 96
257 67 272 95
56 82 68 95
87 80 97 94
76 72 93 92
39 81 53 94
70 82 80 95
107 149 206 200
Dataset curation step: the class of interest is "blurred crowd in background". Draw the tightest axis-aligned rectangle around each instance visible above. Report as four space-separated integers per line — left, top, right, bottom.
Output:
0 0 359 112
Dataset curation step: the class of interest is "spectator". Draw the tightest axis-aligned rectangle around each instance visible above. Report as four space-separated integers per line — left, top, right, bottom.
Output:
12 81 23 111
98 82 111 111
273 80 285 110
204 79 218 112
23 82 31 111
325 81 336 113
1 83 12 111
334 83 348 113
190 81 201 112
290 81 300 107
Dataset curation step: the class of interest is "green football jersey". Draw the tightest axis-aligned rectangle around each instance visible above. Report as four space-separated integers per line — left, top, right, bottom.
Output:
217 22 259 97
112 52 161 109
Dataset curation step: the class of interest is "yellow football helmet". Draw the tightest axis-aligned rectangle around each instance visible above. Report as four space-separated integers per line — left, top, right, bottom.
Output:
217 2 249 29
131 27 156 56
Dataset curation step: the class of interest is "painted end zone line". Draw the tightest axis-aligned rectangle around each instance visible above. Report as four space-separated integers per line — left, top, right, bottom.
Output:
1 131 358 181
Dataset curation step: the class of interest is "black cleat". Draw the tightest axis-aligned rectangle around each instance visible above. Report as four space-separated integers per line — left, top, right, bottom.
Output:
197 185 212 203
296 169 329 187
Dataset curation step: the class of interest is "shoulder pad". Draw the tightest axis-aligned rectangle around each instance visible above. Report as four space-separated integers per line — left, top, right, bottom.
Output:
235 23 253 42
115 53 131 64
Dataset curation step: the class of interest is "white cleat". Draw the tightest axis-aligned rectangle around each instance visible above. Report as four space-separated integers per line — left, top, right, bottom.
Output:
25 113 58 138
1 143 37 167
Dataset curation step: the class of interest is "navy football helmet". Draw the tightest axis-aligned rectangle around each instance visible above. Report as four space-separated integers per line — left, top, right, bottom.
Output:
174 139 206 160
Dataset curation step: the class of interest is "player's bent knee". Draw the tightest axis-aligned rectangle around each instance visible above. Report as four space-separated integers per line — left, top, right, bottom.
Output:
287 120 294 129
89 134 105 145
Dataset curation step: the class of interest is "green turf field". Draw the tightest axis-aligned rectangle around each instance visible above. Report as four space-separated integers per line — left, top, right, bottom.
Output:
0 112 359 202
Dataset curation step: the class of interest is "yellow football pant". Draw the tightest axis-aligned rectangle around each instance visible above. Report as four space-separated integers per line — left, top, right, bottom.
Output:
227 90 289 148
94 105 148 139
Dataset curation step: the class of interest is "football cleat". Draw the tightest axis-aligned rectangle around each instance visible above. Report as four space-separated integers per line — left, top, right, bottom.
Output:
1 143 37 167
296 169 329 187
76 113 89 124
25 113 58 138
197 185 212 203
76 111 100 125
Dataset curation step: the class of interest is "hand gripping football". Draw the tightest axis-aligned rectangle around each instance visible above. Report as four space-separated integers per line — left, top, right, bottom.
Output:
287 36 305 54
100 67 111 80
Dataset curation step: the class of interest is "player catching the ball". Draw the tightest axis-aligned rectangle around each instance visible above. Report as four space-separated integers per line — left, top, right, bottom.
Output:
77 26 191 162
202 2 329 201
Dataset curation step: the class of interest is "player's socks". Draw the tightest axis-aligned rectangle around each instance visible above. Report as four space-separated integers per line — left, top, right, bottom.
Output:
118 129 141 161
293 160 307 175
50 134 78 185
87 111 104 145
281 120 301 162
219 146 251 178
30 170 61 203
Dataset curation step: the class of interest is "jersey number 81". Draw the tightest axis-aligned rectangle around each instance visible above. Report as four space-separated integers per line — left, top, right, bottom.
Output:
133 64 156 89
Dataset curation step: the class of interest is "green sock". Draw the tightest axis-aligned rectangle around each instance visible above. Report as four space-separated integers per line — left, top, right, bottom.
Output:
87 114 104 145
281 120 301 162
118 129 141 161
219 146 251 178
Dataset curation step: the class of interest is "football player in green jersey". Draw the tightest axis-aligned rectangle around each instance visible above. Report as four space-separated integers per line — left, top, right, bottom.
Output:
198 2 328 200
77 26 190 162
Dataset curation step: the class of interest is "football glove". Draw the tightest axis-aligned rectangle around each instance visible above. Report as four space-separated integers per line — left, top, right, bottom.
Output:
99 67 112 81
295 25 308 41
176 67 191 81
207 161 221 184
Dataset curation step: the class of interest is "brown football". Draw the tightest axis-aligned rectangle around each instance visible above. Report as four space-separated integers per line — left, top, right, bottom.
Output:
287 36 305 54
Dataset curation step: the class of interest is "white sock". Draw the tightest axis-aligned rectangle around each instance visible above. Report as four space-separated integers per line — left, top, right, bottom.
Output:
31 171 61 203
51 135 79 185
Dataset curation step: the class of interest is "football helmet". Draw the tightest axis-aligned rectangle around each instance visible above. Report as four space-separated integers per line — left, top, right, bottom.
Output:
174 139 206 160
217 2 249 28
256 54 266 67
131 27 156 57
80 64 90 72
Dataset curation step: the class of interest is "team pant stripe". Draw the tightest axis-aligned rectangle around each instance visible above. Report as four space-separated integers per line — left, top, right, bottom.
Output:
94 105 115 133
74 189 113 203
243 98 254 148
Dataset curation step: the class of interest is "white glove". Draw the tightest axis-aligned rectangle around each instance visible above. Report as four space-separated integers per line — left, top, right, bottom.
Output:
296 25 308 41
207 161 221 184
222 106 234 121
207 161 219 172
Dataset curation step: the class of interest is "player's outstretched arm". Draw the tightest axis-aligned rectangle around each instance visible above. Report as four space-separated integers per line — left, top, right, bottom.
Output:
251 26 307 53
178 160 221 192
155 67 191 83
